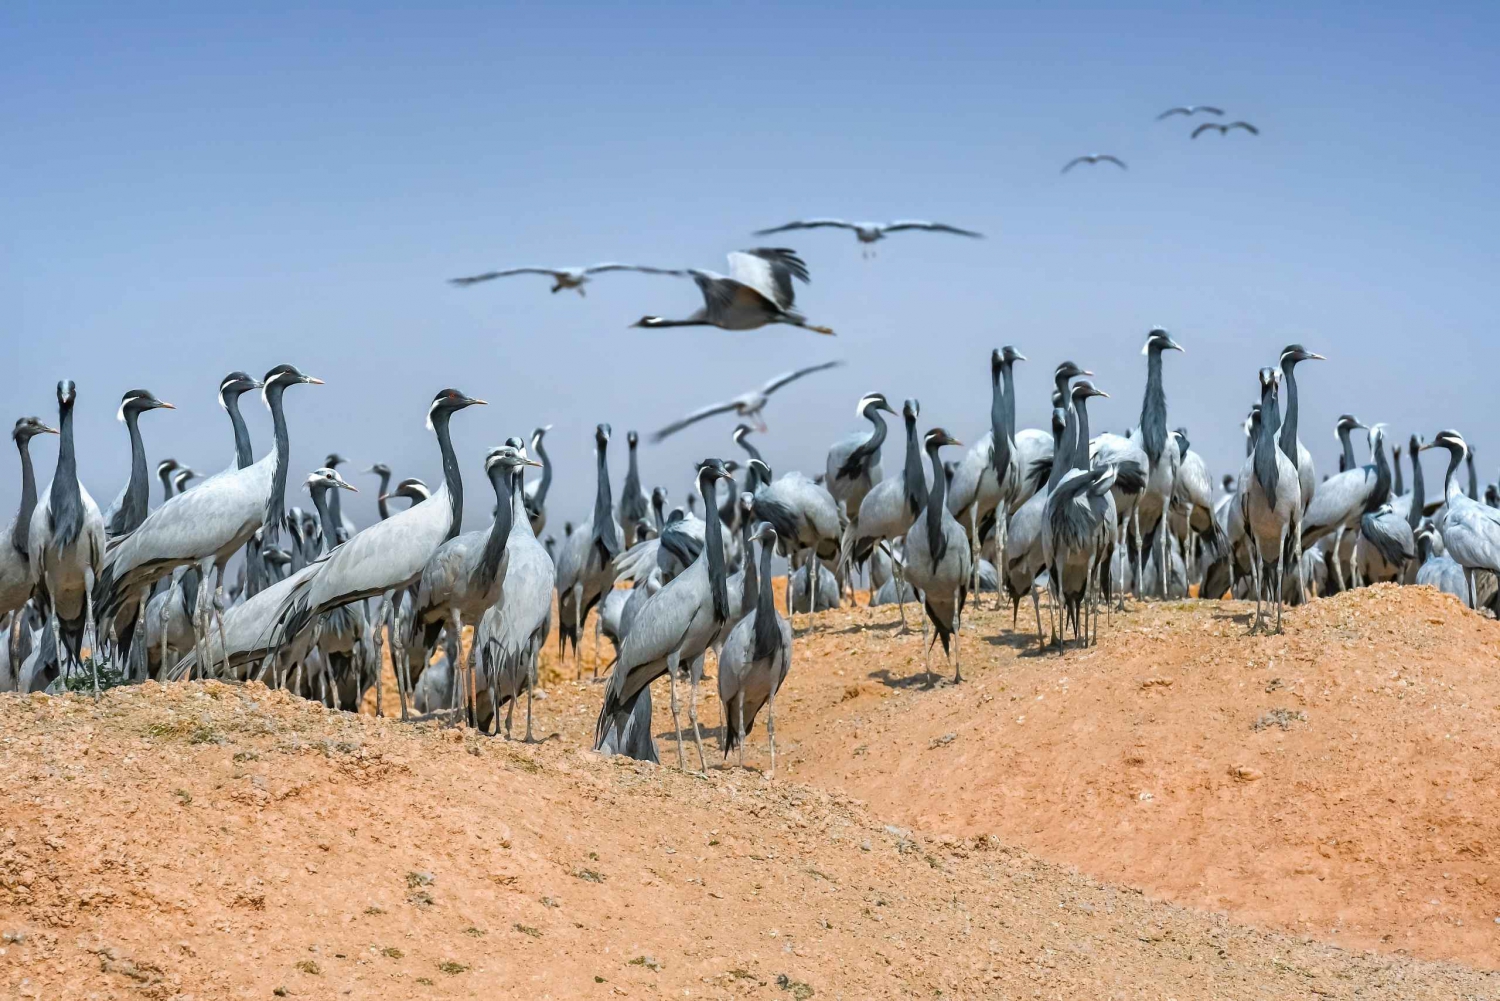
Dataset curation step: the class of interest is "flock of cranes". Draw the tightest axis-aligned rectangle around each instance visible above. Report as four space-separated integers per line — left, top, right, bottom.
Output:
4 322 1499 770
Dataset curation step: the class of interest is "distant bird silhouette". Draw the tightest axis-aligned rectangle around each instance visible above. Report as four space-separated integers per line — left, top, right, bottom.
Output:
1061 154 1127 173
448 263 683 295
1191 121 1259 139
652 361 843 442
1156 105 1224 120
751 219 981 257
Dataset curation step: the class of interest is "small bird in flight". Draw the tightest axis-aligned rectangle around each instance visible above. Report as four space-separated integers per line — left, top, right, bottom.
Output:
1061 154 1128 174
1192 121 1259 139
1156 105 1224 120
651 361 844 442
448 263 684 296
751 219 982 258
633 248 834 336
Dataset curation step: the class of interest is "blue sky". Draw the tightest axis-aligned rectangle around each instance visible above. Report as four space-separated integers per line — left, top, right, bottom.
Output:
4 2 1497 528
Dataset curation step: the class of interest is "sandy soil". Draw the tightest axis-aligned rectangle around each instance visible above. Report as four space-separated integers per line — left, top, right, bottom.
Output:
2 584 1498 998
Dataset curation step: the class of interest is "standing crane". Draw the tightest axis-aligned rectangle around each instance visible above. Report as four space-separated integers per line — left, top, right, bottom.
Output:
947 347 1026 601
843 399 927 628
1238 368 1300 633
1421 431 1500 610
595 459 735 770
1132 329 1185 598
718 521 793 776
28 381 107 692
1 418 57 622
826 392 895 533
522 425 553 535
902 429 971 683
556 424 622 678
620 431 651 547
475 440 556 741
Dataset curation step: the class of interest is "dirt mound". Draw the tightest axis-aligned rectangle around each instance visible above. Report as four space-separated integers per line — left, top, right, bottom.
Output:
776 584 1500 967
0 675 1492 999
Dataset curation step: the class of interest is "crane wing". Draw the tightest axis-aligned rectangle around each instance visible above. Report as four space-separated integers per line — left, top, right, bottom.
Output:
1061 157 1088 173
1191 123 1218 138
1099 155 1128 169
728 248 809 310
1156 107 1191 119
582 263 688 277
760 359 843 396
651 399 741 443
1226 121 1259 135
752 219 855 235
687 270 741 316
448 267 561 286
881 221 984 237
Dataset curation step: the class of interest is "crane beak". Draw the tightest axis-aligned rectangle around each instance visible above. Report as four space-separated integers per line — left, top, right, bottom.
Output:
1307 352 1326 361
339 482 359 492
1080 369 1095 377
39 424 59 435
157 401 177 410
305 376 325 385
523 457 543 468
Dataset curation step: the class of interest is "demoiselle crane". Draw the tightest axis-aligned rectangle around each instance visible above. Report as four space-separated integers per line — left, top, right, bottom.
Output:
651 361 842 442
1156 105 1224 119
1 418 57 622
1132 328 1185 598
1421 430 1500 610
1191 121 1259 138
903 428 971 682
595 458 735 771
826 392 895 529
409 443 540 722
367 463 393 520
1239 368 1300 633
556 424 622 678
620 431 651 547
1061 154 1127 172
718 521 793 776
1042 381 1117 649
28 381 106 692
155 458 179 504
947 347 1026 602
843 398 927 628
449 262 684 295
744 458 840 626
1302 420 1391 592
751 218 982 258
632 248 834 335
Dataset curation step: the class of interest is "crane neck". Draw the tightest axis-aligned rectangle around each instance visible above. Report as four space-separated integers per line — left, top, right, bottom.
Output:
1337 426 1357 472
1406 438 1425 530
510 465 532 536
262 381 294 549
590 439 619 563
990 363 1011 477
11 434 38 557
432 409 464 542
473 465 514 593
1140 349 1168 465
1466 455 1478 502
225 391 254 470
1277 358 1301 468
1252 383 1281 500
740 514 758 602
739 438 764 488
1051 401 1079 491
1441 447 1464 504
751 534 782 660
1365 435 1392 514
308 484 340 556
863 405 889 457
109 408 151 537
924 442 949 571
901 412 924 518
375 468 392 520
699 471 728 622
532 436 552 506
49 395 85 550
1416 531 1432 564
1392 447 1405 497
158 466 176 503
1072 395 1092 473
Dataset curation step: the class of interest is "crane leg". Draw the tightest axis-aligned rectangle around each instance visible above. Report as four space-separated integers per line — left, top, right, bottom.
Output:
1031 584 1045 652
737 692 746 770
951 585 963 684
894 552 910 633
994 508 1008 611
1274 527 1287 634
968 507 980 595
1248 535 1264 634
572 583 583 681
371 599 385 718
388 606 410 722
83 570 100 700
213 577 231 680
593 598 602 679
688 659 707 774
524 663 535 743
809 555 818 622
766 681 777 782
667 651 686 771
1330 526 1346 592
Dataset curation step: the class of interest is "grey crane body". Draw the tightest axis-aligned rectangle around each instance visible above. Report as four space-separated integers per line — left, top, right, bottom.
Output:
633 249 834 335
1132 330 1185 599
1413 523 1484 603
747 461 841 563
1 419 57 620
718 522 792 774
1301 421 1389 594
474 457 555 740
903 430 971 679
271 389 486 661
102 390 176 538
1423 431 1500 609
1041 383 1117 647
595 460 734 768
1238 369 1301 632
94 366 319 643
620 431 652 546
846 400 929 572
28 382 106 676
1357 504 1416 583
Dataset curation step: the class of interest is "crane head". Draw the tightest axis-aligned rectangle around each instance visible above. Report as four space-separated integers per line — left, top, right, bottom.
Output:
218 372 263 411
924 428 962 451
425 388 486 430
1142 329 1184 355
12 416 57 441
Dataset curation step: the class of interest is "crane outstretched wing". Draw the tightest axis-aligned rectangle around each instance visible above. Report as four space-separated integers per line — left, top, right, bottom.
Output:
760 360 843 396
752 219 856 235
651 400 742 443
881 221 984 237
1225 121 1260 135
582 264 688 277
1191 123 1220 138
1061 157 1089 173
1098 155 1127 169
448 267 561 286
728 248 809 310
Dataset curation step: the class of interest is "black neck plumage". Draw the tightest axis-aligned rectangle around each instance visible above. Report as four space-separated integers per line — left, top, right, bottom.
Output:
11 435 37 556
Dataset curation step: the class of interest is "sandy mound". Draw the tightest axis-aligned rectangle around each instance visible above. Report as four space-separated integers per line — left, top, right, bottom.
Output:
2 585 1497 998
